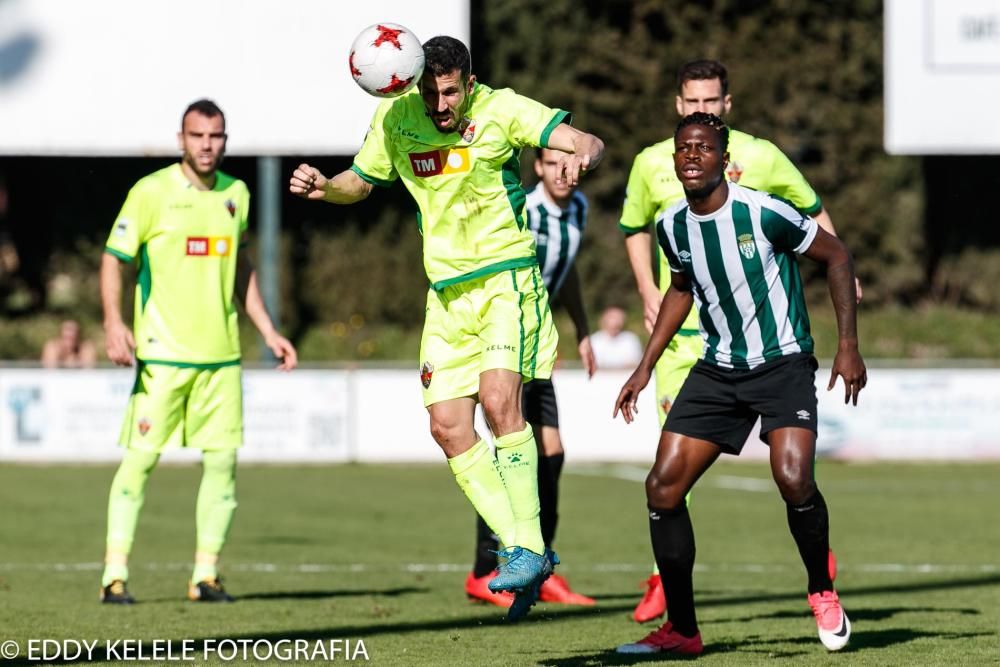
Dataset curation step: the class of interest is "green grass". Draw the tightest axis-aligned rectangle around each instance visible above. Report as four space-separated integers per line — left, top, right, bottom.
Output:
0 462 998 665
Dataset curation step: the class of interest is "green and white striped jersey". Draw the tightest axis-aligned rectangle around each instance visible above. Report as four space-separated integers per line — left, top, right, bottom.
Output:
657 183 818 370
525 185 587 297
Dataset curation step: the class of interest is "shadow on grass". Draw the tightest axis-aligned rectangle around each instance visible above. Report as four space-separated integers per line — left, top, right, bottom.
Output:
7 574 998 664
710 605 981 624
238 586 427 601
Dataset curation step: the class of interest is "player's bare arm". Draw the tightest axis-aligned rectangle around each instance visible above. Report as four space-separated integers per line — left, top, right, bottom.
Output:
559 265 596 378
812 207 863 303
623 229 663 333
802 227 867 405
289 164 373 204
235 240 298 371
99 252 136 367
546 124 605 187
614 271 694 423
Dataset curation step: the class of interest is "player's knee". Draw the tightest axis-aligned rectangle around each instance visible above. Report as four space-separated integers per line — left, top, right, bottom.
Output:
774 468 815 504
645 470 686 510
429 418 466 450
480 392 521 434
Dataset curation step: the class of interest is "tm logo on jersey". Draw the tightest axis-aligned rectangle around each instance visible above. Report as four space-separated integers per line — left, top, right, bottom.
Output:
737 234 757 259
186 236 232 257
408 147 470 177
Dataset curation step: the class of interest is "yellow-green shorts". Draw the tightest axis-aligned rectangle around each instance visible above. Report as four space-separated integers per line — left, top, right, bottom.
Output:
655 331 703 425
419 265 558 407
118 360 243 451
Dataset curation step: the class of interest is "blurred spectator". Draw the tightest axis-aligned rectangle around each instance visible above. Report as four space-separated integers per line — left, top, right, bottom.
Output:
41 319 98 368
589 306 643 369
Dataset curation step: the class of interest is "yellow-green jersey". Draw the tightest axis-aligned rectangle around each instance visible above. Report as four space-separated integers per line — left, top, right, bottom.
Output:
351 83 570 291
104 163 250 366
619 128 823 332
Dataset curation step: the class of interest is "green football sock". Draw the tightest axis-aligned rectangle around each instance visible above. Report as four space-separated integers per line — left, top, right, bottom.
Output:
448 439 516 546
103 448 159 586
495 423 545 555
194 449 238 566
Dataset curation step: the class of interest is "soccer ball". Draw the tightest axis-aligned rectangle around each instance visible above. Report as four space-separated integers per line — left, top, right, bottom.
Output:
348 23 425 98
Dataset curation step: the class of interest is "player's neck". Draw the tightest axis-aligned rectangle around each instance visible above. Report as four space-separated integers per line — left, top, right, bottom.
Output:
180 161 217 191
688 180 729 216
540 184 571 209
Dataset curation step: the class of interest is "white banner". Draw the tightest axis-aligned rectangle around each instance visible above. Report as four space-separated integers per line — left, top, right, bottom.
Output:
1 366 999 462
886 0 1000 153
0 0 469 156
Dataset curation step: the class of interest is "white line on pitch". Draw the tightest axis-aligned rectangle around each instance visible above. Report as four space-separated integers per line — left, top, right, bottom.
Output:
1 562 996 574
569 465 772 492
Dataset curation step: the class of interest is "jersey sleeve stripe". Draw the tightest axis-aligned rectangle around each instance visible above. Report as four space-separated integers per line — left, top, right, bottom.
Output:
350 163 395 188
104 246 133 263
618 221 648 235
539 110 572 148
800 196 823 216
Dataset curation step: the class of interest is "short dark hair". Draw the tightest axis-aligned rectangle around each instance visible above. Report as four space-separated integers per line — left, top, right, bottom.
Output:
422 36 471 79
181 99 225 131
675 112 729 153
677 59 729 96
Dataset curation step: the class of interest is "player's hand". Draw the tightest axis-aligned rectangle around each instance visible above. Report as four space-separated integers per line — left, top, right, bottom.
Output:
641 287 661 334
578 335 596 378
555 152 591 188
614 366 652 423
854 277 864 304
104 319 136 367
289 164 329 201
265 332 298 371
828 344 866 405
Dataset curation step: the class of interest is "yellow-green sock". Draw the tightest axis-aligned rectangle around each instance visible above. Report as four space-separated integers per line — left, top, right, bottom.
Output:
448 440 515 545
495 423 544 555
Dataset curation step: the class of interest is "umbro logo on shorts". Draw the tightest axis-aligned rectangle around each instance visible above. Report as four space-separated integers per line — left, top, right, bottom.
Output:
796 409 811 420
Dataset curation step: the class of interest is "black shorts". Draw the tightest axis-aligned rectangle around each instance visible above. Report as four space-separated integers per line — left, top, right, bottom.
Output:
522 379 559 428
663 352 819 455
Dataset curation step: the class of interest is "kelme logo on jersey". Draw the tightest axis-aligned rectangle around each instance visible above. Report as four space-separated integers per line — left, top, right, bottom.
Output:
737 233 757 259
186 236 232 257
420 362 434 389
408 147 471 177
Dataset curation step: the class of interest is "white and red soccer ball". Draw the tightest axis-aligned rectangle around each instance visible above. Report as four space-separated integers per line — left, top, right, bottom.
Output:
348 23 425 98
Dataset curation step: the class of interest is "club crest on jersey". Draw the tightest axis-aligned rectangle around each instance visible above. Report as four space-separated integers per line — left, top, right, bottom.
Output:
408 147 471 177
737 233 757 260
186 236 232 256
225 199 236 217
726 160 744 183
138 417 151 436
420 362 434 389
460 118 477 143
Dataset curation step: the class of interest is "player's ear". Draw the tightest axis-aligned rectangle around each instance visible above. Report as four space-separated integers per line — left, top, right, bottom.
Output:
176 131 184 152
675 95 684 116
466 74 476 93
533 156 545 179
723 94 733 115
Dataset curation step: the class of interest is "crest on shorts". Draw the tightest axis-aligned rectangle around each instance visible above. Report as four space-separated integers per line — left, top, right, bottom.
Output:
138 417 151 436
420 362 434 389
659 395 673 416
737 233 756 260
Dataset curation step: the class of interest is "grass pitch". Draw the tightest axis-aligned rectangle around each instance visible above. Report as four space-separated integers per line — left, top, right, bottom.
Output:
0 461 998 665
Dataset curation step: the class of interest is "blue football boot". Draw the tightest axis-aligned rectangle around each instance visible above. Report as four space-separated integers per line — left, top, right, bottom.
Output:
488 546 549 593
506 549 559 622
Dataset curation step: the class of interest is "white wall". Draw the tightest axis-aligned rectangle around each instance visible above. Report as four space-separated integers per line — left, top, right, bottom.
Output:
2 366 999 462
0 0 469 155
